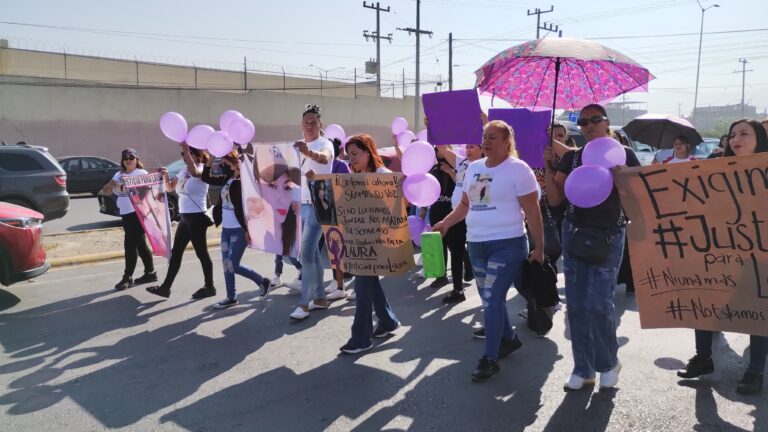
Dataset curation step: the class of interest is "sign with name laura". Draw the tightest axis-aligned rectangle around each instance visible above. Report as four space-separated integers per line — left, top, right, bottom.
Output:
614 154 768 336
317 173 414 276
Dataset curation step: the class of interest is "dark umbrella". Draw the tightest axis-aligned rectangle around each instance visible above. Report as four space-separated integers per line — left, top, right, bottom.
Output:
623 113 703 149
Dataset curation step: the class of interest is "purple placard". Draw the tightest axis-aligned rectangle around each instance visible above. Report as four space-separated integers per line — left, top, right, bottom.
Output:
488 108 551 168
422 90 483 145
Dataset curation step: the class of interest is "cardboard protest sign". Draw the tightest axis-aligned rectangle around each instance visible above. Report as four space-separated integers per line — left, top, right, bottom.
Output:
123 172 172 259
309 179 338 226
239 142 302 259
614 154 768 336
422 89 483 145
317 173 414 276
488 108 551 169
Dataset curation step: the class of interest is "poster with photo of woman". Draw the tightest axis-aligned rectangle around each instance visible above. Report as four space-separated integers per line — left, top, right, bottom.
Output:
309 178 337 225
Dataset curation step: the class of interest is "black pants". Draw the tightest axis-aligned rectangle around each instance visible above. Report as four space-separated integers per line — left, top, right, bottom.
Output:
444 220 472 292
122 212 154 278
162 212 214 289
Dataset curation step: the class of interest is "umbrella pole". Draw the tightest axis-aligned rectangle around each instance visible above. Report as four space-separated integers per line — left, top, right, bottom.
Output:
549 57 562 145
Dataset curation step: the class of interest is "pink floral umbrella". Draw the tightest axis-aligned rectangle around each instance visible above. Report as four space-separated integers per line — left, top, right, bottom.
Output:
475 38 654 113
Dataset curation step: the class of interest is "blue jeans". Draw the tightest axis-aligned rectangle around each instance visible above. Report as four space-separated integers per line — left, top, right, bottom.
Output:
695 330 768 374
349 276 398 346
562 220 625 378
221 227 264 299
300 204 326 306
467 236 528 360
274 255 301 277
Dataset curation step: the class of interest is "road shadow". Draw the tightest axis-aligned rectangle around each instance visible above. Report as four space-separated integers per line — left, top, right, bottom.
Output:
542 388 617 432
66 220 122 232
0 288 21 312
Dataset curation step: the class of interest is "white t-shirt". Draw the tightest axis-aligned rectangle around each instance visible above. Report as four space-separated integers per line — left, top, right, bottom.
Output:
220 178 240 229
176 165 209 214
112 169 149 215
450 156 470 208
662 155 697 164
300 137 334 203
376 166 392 174
463 157 539 242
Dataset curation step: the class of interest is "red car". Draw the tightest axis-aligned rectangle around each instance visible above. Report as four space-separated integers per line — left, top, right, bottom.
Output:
0 201 49 286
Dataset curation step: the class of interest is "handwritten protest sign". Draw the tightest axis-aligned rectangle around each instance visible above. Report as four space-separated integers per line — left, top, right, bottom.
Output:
123 172 172 259
316 173 414 276
614 154 768 336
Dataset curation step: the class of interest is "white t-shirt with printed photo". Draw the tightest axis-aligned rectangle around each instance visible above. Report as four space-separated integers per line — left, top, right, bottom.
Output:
112 169 149 215
300 137 334 203
450 156 470 209
463 157 539 242
220 178 241 229
176 164 209 214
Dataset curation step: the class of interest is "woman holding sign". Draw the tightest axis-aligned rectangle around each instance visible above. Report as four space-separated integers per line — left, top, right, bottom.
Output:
677 119 768 395
433 120 544 381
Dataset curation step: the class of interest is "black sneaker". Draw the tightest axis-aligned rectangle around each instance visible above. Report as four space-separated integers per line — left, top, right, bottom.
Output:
498 334 523 359
133 272 158 285
373 321 401 338
213 297 238 309
472 356 500 381
677 355 714 379
257 279 271 298
191 286 216 300
428 276 450 289
442 291 466 304
736 371 763 395
340 340 374 354
114 276 133 291
473 328 486 339
146 285 171 298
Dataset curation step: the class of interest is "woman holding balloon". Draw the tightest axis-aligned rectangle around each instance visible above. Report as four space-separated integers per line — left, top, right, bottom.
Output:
544 104 640 390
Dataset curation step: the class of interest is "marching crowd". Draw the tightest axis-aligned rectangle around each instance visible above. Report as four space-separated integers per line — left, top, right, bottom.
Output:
101 103 768 395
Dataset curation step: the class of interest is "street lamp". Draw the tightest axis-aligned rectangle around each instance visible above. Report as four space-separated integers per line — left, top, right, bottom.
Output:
692 0 719 123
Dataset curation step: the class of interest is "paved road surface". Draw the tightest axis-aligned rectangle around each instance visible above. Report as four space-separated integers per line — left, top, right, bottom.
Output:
0 250 764 431
43 194 121 235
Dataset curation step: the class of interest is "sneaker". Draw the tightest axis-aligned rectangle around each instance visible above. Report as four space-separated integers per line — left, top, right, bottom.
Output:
289 306 309 320
340 340 374 354
442 291 466 304
257 279 271 298
347 290 356 301
472 328 486 339
134 271 158 285
677 355 714 379
327 289 347 300
325 281 338 294
564 374 596 390
472 356 500 381
146 285 170 298
308 300 329 311
429 276 450 289
498 334 522 359
285 278 302 292
114 276 133 291
213 297 238 309
191 286 216 300
270 275 283 287
415 254 423 267
415 269 424 279
373 321 400 338
599 362 622 389
736 371 764 395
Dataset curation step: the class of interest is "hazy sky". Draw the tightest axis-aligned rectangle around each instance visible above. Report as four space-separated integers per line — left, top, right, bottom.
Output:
2 0 766 118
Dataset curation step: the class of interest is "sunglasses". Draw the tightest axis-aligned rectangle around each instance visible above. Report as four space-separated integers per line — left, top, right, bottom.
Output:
576 115 608 127
122 155 136 161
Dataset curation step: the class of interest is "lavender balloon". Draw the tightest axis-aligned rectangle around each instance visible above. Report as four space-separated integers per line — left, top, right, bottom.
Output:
564 165 613 208
416 129 429 142
160 112 188 143
324 124 345 142
403 173 440 207
401 141 436 176
407 215 426 245
582 137 626 168
186 125 215 150
397 130 416 149
229 117 255 144
391 117 408 135
219 110 243 133
208 131 234 158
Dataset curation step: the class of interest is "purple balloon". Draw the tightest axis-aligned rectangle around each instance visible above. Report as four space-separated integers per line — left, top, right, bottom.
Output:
401 141 436 176
325 124 345 142
397 130 416 149
391 117 409 135
229 117 255 144
564 165 614 208
219 110 243 133
413 222 431 247
186 124 215 150
208 131 234 158
160 112 188 143
416 129 428 142
408 215 426 245
403 173 440 207
582 137 626 168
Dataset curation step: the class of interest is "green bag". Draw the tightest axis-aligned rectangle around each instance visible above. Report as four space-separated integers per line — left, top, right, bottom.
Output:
420 232 446 278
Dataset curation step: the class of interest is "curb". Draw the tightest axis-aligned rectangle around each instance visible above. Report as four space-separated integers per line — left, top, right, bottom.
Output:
49 237 222 269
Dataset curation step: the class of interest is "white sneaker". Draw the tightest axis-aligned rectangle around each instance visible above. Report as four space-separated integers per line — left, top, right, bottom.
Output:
325 281 338 294
308 300 329 310
289 306 309 320
347 290 356 301
327 289 347 300
415 254 423 267
285 278 302 292
415 269 424 279
564 374 596 390
599 362 622 389
270 275 283 287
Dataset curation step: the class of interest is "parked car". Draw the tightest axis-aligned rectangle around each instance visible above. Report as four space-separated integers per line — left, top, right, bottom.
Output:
648 140 719 164
97 158 221 221
0 201 49 286
58 156 120 195
0 143 70 221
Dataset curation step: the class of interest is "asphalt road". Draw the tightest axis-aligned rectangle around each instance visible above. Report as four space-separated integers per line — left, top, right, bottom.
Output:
43 194 122 235
0 250 765 431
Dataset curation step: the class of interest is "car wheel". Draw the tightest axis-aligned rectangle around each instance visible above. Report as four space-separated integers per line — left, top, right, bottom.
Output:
0 247 10 286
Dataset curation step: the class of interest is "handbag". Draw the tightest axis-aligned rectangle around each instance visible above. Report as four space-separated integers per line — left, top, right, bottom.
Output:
567 225 610 265
542 202 562 257
520 257 560 336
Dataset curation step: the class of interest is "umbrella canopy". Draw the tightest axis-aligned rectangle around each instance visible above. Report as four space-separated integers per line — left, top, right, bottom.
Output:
474 38 654 110
623 113 703 149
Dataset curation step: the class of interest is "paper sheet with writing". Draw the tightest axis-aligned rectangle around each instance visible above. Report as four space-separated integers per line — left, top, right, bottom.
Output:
614 154 768 336
316 173 414 276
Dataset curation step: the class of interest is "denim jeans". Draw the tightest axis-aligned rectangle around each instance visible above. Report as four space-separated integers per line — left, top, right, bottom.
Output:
467 236 528 360
694 330 768 374
349 275 398 346
561 220 625 378
221 227 264 299
300 204 326 306
274 255 301 277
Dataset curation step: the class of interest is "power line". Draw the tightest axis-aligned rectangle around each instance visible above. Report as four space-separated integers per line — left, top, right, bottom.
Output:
455 27 768 42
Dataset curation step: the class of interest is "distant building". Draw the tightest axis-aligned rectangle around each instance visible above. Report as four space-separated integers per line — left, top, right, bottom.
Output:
691 104 758 132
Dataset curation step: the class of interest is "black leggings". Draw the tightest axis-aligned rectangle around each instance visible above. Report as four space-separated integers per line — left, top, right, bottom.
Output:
444 220 472 291
122 212 154 278
162 212 214 289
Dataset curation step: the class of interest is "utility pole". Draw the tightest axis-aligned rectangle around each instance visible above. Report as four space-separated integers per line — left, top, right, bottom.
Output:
540 21 560 38
693 1 719 123
678 103 683 117
448 32 453 91
733 58 754 116
527 6 554 38
363 2 391 97
398 0 433 128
